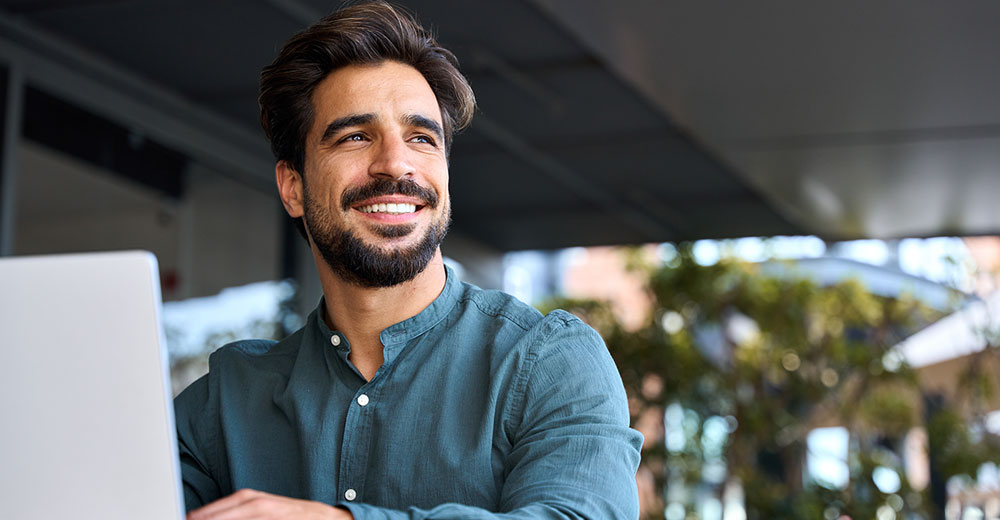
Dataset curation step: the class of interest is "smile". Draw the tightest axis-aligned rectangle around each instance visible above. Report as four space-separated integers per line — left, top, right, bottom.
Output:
358 202 418 215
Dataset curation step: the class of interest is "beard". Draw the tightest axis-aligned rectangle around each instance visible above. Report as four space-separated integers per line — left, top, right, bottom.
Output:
302 177 450 288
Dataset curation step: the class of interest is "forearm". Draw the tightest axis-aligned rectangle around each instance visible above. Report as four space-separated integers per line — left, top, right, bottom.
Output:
342 500 623 520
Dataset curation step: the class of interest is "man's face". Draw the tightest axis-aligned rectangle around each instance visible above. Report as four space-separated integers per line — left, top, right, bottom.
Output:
296 61 451 287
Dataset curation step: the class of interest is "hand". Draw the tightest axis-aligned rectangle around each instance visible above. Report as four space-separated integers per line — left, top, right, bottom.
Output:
186 488 353 520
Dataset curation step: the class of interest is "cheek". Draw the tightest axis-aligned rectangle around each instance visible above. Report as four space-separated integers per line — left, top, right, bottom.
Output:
308 158 364 193
421 159 449 188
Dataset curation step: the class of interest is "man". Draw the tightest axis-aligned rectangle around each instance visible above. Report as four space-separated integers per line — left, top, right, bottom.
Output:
174 2 642 519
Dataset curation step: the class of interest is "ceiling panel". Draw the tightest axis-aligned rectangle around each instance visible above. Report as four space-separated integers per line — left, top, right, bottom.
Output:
533 0 1000 240
2 0 804 251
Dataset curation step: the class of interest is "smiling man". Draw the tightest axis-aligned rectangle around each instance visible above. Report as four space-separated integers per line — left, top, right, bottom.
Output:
173 2 642 519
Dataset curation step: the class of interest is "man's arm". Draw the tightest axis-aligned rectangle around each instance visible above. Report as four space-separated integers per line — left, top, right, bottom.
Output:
176 375 352 520
175 374 223 510
186 489 352 520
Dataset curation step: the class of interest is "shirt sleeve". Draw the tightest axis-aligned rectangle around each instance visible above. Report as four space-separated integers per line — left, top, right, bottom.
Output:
338 311 644 519
174 373 223 511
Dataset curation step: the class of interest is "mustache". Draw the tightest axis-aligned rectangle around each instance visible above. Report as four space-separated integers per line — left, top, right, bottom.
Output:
340 178 439 211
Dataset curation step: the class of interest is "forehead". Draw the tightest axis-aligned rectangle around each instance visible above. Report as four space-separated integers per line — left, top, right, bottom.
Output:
309 61 442 132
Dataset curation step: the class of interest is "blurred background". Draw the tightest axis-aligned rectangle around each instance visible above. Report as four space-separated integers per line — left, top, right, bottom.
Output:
1 1 998 518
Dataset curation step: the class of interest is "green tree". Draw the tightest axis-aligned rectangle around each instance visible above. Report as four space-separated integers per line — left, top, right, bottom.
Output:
543 244 1000 519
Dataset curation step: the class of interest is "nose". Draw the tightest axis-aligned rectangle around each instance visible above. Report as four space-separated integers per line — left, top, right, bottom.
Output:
368 136 414 180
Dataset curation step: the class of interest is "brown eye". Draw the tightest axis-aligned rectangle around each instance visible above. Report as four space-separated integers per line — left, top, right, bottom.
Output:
339 133 366 143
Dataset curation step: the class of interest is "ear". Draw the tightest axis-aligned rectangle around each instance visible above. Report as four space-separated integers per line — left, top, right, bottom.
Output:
275 160 304 218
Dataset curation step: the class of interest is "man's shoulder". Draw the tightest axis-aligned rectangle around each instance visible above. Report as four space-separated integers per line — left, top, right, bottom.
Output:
204 327 303 373
212 338 281 358
456 282 537 328
455 281 596 342
174 330 303 410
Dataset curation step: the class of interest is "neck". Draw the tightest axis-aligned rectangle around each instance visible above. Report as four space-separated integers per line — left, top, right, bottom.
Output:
312 247 447 379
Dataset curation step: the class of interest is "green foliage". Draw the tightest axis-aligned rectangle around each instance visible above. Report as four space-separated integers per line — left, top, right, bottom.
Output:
544 244 998 519
927 408 988 479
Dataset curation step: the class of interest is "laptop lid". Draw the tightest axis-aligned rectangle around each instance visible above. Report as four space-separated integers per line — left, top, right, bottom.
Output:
0 251 184 520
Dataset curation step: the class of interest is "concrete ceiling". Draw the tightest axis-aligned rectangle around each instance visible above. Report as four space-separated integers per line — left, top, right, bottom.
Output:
533 0 1000 240
3 0 995 252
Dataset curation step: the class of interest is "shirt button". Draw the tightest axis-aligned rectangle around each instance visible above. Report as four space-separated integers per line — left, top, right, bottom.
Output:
344 488 357 501
330 335 341 347
357 394 369 407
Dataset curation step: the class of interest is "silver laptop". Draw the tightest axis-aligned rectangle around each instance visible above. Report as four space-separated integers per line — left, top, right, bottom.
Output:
0 251 184 520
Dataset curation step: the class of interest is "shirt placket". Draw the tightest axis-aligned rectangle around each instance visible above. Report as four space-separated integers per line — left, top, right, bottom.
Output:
338 383 378 503
334 330 381 505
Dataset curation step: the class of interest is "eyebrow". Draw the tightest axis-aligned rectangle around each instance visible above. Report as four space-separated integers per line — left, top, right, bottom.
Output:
319 113 445 144
404 114 444 143
320 114 375 143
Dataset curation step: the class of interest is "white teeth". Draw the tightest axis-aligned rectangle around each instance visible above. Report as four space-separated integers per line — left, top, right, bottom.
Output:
359 203 417 214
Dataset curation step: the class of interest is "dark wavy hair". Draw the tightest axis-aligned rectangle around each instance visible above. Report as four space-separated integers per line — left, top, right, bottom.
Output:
259 1 476 238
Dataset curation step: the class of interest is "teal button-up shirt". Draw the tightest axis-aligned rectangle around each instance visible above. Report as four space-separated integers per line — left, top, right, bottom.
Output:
174 267 643 519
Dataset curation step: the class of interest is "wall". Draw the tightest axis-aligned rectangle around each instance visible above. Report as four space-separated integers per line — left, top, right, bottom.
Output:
14 141 282 301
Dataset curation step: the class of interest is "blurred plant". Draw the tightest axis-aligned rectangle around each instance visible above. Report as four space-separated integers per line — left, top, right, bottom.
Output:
542 243 1000 519
924 314 1000 512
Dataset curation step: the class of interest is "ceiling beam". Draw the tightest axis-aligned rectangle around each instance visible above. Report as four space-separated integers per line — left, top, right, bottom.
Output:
262 0 322 27
473 115 673 242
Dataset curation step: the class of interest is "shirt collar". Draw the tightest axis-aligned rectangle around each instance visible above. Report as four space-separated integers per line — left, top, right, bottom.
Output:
379 264 461 349
308 264 462 356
